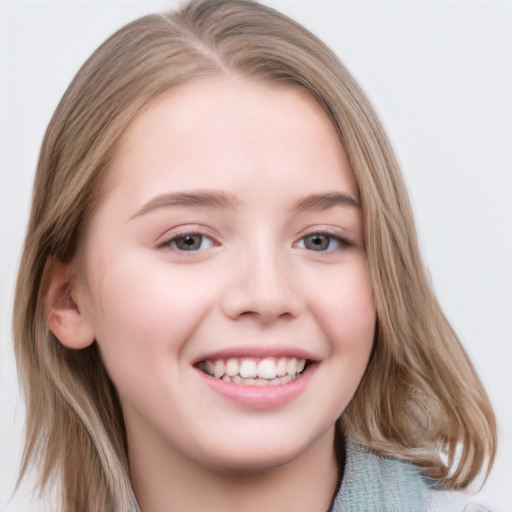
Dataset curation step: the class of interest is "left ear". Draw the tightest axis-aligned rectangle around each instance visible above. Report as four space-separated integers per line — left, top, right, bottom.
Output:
43 257 95 349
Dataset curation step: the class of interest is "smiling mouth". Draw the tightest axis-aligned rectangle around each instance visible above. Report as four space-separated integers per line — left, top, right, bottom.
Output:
198 356 308 386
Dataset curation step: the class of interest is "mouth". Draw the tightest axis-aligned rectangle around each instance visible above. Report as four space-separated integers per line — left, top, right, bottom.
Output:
197 356 308 386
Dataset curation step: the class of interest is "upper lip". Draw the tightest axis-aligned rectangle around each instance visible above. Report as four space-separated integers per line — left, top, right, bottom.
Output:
192 345 322 365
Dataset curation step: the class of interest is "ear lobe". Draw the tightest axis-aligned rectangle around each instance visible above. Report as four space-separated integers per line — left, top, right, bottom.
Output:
43 258 95 350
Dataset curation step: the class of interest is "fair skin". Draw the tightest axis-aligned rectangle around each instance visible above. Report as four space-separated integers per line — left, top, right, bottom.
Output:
46 77 376 511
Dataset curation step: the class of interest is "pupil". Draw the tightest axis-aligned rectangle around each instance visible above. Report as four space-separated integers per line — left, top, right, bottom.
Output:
307 234 328 251
179 235 201 250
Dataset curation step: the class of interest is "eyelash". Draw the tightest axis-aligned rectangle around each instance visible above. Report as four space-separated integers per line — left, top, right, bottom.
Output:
157 228 354 254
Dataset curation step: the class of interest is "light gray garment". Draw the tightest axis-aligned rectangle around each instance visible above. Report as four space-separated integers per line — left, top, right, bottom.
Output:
330 441 470 512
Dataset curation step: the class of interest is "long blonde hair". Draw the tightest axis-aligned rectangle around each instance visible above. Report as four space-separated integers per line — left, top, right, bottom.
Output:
13 1 496 510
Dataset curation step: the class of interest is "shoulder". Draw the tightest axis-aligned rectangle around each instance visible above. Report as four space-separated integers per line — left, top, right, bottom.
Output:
330 441 469 512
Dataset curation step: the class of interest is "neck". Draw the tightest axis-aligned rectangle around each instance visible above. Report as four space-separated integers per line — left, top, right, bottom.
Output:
128 424 340 512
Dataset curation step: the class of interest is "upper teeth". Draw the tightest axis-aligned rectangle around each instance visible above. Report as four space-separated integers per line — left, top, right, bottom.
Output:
201 357 306 381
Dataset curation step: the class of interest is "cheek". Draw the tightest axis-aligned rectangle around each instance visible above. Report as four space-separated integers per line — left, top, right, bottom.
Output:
309 258 376 354
299 259 375 425
81 255 214 368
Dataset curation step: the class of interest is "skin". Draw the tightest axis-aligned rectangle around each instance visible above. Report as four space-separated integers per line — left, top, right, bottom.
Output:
48 76 376 511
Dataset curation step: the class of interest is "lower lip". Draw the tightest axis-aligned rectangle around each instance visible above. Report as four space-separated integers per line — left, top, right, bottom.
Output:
196 366 315 410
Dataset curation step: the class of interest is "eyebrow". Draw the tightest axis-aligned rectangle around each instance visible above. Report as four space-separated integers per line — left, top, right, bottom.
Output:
131 190 240 219
131 190 359 219
292 192 360 212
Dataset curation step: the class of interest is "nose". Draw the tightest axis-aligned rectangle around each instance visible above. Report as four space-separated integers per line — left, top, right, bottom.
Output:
221 245 302 324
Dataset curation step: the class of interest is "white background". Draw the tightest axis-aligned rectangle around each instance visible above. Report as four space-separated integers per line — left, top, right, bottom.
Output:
1 0 510 510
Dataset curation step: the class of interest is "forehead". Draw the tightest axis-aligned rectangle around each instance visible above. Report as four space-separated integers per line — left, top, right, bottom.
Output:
108 76 357 205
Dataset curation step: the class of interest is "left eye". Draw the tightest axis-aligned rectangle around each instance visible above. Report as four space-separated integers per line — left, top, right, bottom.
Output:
163 234 215 252
297 233 344 252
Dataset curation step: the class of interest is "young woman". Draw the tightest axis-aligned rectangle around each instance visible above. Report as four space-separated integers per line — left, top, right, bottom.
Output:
13 1 496 510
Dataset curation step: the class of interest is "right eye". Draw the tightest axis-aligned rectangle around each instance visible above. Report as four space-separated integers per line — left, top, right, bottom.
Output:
159 233 215 252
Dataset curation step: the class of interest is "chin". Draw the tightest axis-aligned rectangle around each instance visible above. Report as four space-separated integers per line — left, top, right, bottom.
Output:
200 448 301 474
192 423 333 474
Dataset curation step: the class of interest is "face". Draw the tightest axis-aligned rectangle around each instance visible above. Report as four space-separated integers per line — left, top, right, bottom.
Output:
75 77 375 472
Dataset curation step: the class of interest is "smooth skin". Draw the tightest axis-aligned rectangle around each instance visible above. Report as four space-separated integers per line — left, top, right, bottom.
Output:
46 77 376 512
